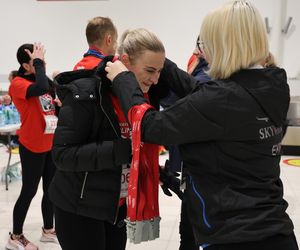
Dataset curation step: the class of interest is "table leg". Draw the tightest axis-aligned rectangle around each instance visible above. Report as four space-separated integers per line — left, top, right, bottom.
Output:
5 134 12 191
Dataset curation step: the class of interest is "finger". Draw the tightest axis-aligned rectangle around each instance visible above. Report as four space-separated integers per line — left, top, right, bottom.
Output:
24 49 32 57
35 42 44 52
34 42 39 50
174 172 180 177
163 189 172 197
175 191 184 200
161 185 172 196
39 43 44 51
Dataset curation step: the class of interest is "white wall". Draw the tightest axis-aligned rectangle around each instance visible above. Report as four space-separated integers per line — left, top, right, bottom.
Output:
0 0 299 90
0 0 221 78
283 0 300 78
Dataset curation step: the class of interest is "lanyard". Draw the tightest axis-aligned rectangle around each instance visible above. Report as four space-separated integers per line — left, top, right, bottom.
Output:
83 49 105 59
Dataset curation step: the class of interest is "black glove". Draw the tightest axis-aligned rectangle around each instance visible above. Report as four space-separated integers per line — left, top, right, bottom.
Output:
159 160 184 200
113 138 132 166
95 55 115 86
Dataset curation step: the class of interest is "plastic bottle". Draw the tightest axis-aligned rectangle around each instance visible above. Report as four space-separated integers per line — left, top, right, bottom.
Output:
12 106 20 124
0 106 6 127
4 105 15 124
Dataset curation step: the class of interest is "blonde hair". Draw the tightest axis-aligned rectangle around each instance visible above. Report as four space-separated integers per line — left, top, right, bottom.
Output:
86 16 117 46
118 28 165 64
200 0 269 79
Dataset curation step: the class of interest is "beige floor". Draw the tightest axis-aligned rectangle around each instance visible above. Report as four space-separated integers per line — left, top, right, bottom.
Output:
0 147 299 250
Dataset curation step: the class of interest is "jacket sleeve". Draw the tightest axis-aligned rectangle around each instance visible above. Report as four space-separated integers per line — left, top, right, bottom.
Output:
157 58 198 98
26 59 50 98
112 71 226 146
52 93 116 172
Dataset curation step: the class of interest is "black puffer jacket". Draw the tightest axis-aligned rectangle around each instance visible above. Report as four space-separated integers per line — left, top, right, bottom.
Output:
48 67 178 223
112 60 294 246
48 69 132 223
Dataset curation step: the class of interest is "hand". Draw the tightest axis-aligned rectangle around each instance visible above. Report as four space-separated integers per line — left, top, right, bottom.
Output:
96 55 115 77
263 52 276 68
95 55 115 85
0 95 12 105
159 160 184 200
105 60 128 81
25 42 45 61
53 96 62 107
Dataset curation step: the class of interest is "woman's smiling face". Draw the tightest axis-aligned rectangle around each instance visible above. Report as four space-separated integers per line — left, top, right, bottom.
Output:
123 50 165 93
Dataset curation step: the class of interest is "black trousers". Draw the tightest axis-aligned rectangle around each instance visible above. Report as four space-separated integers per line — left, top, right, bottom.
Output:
179 191 198 250
205 233 298 250
55 204 127 250
13 142 55 234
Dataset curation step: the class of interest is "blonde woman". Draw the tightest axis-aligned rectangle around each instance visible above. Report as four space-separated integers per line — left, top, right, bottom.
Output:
105 1 298 249
49 28 177 249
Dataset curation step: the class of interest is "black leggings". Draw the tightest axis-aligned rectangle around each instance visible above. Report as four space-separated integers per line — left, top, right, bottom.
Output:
205 233 299 250
12 143 56 234
55 204 127 250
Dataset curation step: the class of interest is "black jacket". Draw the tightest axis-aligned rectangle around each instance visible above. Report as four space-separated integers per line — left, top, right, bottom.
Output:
48 69 132 223
112 60 294 246
48 67 178 223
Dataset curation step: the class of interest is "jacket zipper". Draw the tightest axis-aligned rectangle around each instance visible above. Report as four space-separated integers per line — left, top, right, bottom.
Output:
80 172 88 199
98 78 121 224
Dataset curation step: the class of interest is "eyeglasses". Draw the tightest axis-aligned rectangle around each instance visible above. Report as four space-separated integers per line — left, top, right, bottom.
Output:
196 37 205 52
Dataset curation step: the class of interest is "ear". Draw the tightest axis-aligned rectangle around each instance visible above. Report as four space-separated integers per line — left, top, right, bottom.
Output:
121 54 131 68
105 34 112 46
22 62 31 72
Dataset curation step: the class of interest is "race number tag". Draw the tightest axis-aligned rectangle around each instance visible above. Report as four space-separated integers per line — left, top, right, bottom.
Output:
120 165 130 198
44 115 58 134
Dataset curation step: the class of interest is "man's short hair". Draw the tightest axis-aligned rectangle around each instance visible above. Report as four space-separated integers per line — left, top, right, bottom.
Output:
86 16 116 46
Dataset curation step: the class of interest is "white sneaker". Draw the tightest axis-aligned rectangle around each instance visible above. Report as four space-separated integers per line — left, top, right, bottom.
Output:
40 228 58 244
6 232 38 250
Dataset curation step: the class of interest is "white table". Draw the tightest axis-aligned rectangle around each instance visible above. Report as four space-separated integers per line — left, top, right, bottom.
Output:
0 123 21 190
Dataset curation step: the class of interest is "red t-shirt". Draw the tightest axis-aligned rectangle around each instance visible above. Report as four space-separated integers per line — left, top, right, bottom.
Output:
9 76 55 153
73 47 105 70
110 94 130 207
73 56 102 70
